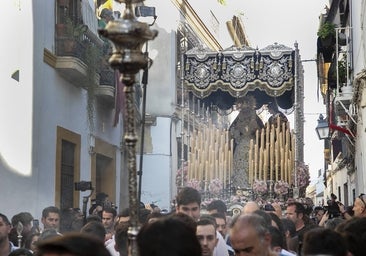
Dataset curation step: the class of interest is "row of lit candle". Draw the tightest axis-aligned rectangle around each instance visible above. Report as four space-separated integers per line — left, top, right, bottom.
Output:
187 122 233 189
248 116 294 184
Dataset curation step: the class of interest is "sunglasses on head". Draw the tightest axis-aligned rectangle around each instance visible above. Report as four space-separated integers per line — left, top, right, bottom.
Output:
359 193 366 207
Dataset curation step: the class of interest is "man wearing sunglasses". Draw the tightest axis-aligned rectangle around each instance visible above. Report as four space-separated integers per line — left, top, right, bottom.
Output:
352 194 366 217
338 193 366 219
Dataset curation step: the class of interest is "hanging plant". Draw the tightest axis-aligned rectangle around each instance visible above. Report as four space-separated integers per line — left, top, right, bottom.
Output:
337 54 349 85
83 42 102 133
317 22 336 57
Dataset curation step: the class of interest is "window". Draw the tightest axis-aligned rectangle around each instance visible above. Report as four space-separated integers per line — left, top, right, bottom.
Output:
343 183 348 206
56 126 81 208
56 0 82 24
61 140 76 209
91 138 116 204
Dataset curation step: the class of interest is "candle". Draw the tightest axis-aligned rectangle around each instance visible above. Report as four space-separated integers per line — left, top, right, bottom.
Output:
204 160 208 182
230 138 234 180
259 147 263 180
210 163 214 182
223 160 227 187
263 148 267 181
199 163 203 181
281 147 285 180
215 159 219 179
282 122 286 146
269 145 273 180
284 146 288 182
254 144 258 180
249 139 253 184
260 128 265 151
224 142 228 184
270 124 275 179
275 144 279 181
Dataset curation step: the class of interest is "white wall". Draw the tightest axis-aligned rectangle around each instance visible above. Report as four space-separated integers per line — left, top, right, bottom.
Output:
144 1 179 116
141 117 173 211
0 0 123 219
0 0 35 218
351 0 366 196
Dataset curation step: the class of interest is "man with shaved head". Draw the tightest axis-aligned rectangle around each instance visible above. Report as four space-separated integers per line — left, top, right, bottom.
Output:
242 201 260 215
230 214 277 256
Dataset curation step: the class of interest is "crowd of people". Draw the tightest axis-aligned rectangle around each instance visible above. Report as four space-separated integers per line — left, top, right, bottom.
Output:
1 189 366 256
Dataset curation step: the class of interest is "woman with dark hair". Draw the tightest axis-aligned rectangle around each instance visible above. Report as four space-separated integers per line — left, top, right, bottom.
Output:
24 232 40 253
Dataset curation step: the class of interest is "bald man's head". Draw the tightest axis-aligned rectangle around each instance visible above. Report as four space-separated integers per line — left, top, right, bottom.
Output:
242 201 260 215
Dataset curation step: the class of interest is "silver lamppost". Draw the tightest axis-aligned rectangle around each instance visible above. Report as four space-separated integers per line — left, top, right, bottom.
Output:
98 1 157 255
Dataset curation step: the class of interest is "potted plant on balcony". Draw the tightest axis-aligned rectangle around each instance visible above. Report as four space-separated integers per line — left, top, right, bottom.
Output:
62 18 88 54
338 55 353 94
83 41 102 133
317 22 336 46
338 55 347 85
317 22 336 62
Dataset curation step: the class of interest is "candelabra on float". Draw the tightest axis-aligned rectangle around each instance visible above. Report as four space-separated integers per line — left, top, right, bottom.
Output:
267 180 275 199
98 1 157 255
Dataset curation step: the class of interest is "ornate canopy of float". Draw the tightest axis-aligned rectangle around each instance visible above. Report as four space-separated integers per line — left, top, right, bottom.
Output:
184 43 297 111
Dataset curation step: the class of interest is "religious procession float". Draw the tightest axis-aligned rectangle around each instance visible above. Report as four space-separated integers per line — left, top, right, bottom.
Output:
176 42 310 213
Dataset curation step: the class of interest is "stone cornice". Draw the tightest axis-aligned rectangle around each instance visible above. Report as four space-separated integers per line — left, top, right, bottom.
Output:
171 0 222 51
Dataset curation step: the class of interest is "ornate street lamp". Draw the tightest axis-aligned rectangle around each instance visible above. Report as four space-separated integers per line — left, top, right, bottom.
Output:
98 1 158 255
315 114 330 140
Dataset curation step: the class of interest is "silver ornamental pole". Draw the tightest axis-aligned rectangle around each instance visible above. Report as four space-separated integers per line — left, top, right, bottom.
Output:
293 42 299 198
180 34 186 188
16 221 23 248
98 1 157 255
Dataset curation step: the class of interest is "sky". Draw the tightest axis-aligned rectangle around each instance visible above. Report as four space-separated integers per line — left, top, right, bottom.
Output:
219 0 329 182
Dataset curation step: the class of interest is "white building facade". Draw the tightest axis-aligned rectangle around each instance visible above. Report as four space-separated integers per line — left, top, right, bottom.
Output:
0 0 236 217
318 0 366 206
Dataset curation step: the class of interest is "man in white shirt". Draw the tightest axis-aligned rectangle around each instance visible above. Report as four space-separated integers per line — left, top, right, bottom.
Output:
175 187 229 256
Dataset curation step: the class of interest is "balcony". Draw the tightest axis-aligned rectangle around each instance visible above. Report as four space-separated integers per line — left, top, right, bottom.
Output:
55 24 101 83
96 68 115 108
334 84 353 117
332 27 355 127
54 22 115 107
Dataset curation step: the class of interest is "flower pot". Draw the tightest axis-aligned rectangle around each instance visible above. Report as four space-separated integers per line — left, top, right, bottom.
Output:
320 35 334 47
341 84 353 97
338 33 347 46
317 36 335 63
321 47 334 63
63 39 77 54
58 0 69 7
